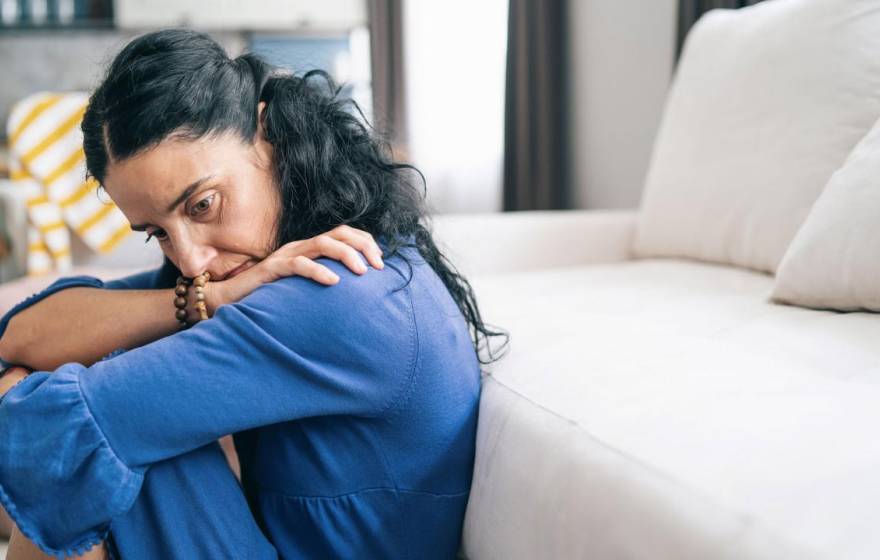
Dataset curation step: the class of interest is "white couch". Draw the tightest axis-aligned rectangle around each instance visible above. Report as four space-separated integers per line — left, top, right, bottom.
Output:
437 210 880 559
437 0 880 558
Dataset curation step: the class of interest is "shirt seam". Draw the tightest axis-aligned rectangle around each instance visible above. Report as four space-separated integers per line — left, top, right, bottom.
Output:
75 370 137 478
394 284 421 558
256 486 471 501
376 284 420 418
76 371 147 518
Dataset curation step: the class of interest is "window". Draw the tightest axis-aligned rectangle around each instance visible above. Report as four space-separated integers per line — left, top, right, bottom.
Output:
0 0 113 29
249 28 373 124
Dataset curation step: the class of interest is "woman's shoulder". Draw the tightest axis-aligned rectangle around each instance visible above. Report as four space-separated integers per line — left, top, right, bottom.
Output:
251 252 415 311
225 249 421 350
211 251 420 406
254 242 426 300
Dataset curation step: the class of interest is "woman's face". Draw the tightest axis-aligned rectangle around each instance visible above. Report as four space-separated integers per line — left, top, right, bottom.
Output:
102 104 280 281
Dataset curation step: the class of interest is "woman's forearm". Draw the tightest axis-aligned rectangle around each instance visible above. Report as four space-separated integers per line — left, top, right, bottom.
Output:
0 287 185 371
0 230 381 373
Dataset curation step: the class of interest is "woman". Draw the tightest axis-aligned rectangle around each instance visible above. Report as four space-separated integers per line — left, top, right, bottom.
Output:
0 29 502 559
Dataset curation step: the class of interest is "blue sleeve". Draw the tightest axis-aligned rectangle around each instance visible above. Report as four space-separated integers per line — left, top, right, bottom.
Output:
0 259 416 557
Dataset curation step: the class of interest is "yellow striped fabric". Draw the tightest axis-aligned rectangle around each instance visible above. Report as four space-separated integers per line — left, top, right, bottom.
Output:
6 92 131 276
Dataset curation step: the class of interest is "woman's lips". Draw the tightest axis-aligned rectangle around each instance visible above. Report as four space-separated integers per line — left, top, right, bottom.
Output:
225 259 255 280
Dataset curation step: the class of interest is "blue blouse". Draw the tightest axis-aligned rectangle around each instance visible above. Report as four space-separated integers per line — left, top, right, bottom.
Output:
0 246 480 558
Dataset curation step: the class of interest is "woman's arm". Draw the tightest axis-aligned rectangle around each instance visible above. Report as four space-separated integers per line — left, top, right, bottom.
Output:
0 367 28 397
0 285 187 372
0 255 410 557
0 226 384 372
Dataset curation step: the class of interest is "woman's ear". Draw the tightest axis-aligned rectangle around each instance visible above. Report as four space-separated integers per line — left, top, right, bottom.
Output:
254 101 273 166
256 101 268 139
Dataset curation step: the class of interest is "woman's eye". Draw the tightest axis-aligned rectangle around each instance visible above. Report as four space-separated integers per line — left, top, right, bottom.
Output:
145 229 168 244
190 194 215 216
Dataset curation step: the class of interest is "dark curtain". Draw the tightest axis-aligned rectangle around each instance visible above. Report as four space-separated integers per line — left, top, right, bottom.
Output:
368 0 407 148
502 0 570 211
677 0 765 60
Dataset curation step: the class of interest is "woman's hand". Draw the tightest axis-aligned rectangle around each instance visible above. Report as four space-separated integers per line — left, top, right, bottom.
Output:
0 366 30 398
204 225 384 316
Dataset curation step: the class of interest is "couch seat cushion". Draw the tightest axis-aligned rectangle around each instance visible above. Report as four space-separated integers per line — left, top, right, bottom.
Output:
462 259 880 560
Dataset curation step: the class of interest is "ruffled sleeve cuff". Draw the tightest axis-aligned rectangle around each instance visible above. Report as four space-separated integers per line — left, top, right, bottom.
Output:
0 363 144 557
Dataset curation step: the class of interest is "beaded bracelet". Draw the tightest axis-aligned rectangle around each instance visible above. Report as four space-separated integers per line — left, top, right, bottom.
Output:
192 271 210 322
174 277 189 329
174 271 211 329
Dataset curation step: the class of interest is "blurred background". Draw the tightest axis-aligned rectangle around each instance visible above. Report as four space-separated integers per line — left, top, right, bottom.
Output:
0 0 682 281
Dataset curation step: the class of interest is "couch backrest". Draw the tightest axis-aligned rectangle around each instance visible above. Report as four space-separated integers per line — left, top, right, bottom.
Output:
632 0 880 274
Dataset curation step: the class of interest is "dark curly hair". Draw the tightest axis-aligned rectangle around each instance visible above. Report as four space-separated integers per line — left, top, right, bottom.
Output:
81 28 506 364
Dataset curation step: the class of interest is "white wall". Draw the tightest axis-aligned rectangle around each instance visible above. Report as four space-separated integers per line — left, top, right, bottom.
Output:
403 0 508 214
116 0 365 31
569 0 678 209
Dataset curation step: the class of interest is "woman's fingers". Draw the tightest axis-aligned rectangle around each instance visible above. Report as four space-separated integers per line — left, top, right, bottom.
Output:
261 226 384 289
308 236 371 275
326 225 385 270
213 248 345 309
289 255 340 285
212 225 383 308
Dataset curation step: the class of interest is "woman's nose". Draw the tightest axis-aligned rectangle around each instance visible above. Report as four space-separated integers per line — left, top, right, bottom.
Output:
176 242 217 279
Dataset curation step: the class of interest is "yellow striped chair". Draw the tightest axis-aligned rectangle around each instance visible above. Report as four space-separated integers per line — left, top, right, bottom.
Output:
6 92 131 276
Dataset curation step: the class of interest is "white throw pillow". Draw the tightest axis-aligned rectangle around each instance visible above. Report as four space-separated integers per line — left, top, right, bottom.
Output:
771 117 880 311
632 0 880 273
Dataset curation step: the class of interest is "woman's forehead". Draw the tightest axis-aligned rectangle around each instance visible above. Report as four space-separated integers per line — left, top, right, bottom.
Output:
103 135 237 201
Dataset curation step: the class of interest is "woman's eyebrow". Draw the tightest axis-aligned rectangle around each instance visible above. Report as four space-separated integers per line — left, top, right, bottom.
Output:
129 174 215 231
165 174 214 213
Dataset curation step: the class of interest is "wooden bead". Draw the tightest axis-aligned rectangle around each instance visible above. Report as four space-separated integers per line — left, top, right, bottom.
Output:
180 272 211 322
176 309 188 321
174 296 187 308
194 300 208 321
175 284 188 296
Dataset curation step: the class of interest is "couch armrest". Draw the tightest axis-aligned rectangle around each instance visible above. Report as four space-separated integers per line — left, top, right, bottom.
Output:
431 209 637 276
